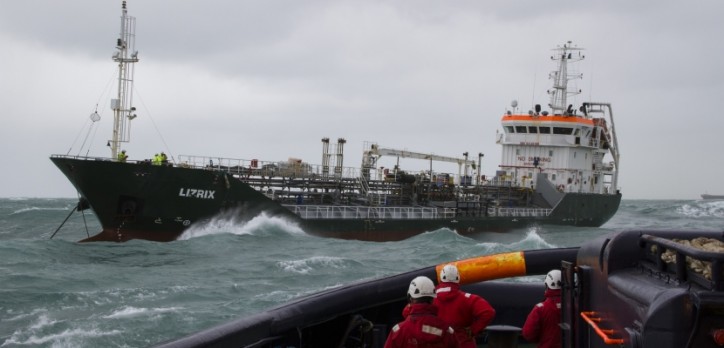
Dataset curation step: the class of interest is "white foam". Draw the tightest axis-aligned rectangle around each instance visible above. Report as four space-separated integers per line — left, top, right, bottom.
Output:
29 314 57 330
252 289 294 302
3 308 48 322
478 228 556 251
679 200 724 218
3 327 122 346
240 213 305 236
517 229 557 249
103 306 149 319
103 306 181 319
277 256 348 274
178 212 304 240
11 206 67 215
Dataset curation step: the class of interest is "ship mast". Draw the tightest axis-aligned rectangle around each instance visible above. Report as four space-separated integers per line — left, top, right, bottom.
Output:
547 41 583 115
109 1 139 159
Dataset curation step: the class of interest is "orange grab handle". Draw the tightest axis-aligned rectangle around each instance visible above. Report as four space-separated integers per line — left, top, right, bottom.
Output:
580 311 624 345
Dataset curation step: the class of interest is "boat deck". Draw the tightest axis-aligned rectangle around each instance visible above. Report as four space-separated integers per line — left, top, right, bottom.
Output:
176 154 548 214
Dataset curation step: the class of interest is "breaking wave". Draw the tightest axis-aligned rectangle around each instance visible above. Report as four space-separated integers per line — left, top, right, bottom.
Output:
10 206 68 215
678 200 724 218
104 306 182 319
2 327 122 347
4 197 712 347
178 212 304 240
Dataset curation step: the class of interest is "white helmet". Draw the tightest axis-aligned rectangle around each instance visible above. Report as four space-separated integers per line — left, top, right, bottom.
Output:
440 264 460 283
545 270 562 289
408 276 436 299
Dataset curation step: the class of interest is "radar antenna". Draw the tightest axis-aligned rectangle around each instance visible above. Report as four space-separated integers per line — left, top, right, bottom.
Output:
547 41 584 115
109 1 140 159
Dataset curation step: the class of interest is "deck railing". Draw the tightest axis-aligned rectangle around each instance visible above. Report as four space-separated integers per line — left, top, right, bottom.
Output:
491 208 552 217
282 205 552 220
641 233 724 291
282 205 451 219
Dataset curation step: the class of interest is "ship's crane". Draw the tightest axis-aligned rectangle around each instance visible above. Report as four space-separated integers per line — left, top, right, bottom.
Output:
361 143 477 181
368 145 474 166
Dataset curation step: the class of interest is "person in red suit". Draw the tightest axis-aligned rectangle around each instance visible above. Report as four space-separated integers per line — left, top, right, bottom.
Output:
522 269 563 348
434 264 496 348
385 276 459 348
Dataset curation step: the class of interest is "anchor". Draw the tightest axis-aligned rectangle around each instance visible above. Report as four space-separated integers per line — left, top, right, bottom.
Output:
50 197 91 239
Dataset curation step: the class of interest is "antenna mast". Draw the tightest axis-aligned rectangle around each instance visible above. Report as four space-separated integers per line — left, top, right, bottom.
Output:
547 41 584 115
109 1 139 159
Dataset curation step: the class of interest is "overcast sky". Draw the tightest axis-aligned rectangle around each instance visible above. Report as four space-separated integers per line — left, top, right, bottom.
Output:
2 1 723 200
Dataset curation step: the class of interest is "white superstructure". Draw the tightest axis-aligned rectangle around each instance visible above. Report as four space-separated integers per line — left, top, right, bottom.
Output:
497 41 619 195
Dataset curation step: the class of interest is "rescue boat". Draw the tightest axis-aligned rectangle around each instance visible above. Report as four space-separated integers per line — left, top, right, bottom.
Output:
154 229 724 348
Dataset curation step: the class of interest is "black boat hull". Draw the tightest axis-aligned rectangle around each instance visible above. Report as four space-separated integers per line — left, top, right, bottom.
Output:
51 156 621 242
154 230 724 348
155 247 579 348
51 156 292 241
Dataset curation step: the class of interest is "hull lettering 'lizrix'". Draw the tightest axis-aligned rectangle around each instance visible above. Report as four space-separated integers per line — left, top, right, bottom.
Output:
178 189 216 200
51 2 621 242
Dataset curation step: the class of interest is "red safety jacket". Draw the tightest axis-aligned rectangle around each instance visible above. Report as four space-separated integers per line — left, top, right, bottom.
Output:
522 288 562 348
433 282 496 348
385 303 459 348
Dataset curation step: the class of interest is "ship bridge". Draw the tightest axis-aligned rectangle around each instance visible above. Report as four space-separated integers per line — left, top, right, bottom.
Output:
495 42 619 196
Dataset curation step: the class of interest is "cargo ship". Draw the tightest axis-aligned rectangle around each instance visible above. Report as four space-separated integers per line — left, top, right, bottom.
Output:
50 2 621 242
701 194 724 200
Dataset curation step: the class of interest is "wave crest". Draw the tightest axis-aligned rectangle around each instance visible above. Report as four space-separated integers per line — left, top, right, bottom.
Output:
178 212 304 240
277 256 349 274
104 306 182 319
679 200 724 218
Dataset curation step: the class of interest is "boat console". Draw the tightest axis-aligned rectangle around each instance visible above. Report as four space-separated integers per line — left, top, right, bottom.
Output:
564 230 724 348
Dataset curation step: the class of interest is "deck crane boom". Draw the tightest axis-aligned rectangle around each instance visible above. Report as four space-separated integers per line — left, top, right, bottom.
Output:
369 146 475 166
361 143 477 183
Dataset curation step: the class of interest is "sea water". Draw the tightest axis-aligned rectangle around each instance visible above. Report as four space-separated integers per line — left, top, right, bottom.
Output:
1 198 723 347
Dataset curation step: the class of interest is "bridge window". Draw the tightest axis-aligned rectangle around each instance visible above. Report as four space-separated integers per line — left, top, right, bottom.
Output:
528 126 538 133
505 126 514 133
515 126 527 133
553 127 573 135
539 126 551 134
